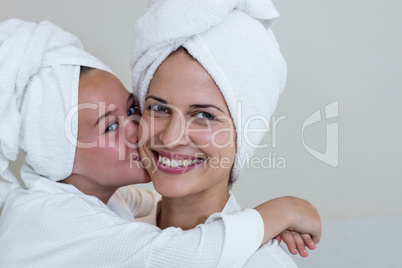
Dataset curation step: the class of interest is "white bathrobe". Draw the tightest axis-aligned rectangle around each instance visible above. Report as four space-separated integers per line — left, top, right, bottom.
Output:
0 165 264 268
221 194 298 268
149 193 298 267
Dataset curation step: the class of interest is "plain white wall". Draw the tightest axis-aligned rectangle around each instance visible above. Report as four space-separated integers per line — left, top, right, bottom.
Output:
2 0 401 266
1 0 148 90
232 0 402 219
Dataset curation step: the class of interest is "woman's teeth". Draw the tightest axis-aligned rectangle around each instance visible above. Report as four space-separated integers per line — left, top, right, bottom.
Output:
158 156 200 168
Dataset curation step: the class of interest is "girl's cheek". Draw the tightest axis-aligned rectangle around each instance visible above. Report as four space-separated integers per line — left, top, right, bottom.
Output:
101 132 119 151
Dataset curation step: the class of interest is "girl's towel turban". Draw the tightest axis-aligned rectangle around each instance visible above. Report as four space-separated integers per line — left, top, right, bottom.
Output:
0 19 111 206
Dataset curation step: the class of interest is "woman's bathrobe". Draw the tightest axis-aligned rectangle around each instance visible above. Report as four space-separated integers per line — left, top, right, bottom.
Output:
149 193 298 268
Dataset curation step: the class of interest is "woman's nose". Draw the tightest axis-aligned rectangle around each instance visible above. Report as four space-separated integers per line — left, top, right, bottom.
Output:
159 114 188 148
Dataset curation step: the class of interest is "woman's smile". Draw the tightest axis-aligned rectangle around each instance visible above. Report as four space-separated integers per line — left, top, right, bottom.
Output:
152 150 205 174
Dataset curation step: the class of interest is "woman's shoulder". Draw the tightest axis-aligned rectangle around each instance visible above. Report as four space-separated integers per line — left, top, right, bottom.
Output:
223 193 298 267
113 186 161 222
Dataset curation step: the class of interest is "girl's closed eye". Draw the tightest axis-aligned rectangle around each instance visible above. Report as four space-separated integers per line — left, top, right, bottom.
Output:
128 103 139 116
105 122 119 133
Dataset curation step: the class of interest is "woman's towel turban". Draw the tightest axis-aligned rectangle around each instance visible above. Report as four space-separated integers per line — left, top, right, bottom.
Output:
131 0 287 182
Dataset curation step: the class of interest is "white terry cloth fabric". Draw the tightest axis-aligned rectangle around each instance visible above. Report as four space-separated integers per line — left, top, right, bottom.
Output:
108 184 161 222
218 193 298 268
131 0 287 182
0 19 111 207
0 164 264 267
149 193 297 267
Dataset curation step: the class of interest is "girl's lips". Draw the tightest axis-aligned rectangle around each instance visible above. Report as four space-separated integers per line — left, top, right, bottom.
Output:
152 151 204 174
130 151 141 161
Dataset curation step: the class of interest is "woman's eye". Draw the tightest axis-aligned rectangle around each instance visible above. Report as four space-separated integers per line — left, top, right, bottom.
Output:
195 112 216 121
149 104 169 113
128 104 139 116
105 122 118 133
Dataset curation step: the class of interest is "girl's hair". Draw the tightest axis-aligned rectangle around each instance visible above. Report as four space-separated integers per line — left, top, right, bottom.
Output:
172 46 196 61
80 66 95 77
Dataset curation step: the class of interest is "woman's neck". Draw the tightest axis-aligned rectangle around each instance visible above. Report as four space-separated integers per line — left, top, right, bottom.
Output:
157 187 230 230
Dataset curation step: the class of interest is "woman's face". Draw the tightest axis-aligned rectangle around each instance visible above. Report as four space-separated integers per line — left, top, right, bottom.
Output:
139 49 236 198
72 69 150 190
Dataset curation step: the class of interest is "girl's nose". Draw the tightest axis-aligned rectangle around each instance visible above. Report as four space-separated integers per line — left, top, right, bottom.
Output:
124 118 138 145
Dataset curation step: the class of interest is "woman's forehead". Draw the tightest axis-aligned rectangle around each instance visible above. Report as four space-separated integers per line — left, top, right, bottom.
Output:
150 53 227 107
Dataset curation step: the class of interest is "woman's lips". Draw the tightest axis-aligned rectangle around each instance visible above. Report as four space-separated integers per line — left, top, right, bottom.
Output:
152 151 204 174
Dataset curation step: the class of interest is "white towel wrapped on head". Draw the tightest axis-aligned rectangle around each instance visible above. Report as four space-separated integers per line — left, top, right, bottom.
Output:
0 19 111 207
131 0 287 182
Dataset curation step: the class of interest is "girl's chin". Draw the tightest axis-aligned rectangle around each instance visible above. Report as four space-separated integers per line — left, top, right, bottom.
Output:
131 170 152 184
136 177 152 184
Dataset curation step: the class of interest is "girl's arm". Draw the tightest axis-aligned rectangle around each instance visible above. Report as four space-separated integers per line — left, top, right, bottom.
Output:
255 196 321 246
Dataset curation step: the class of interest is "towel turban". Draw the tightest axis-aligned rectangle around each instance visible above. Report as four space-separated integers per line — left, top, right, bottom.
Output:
0 19 111 194
131 0 287 182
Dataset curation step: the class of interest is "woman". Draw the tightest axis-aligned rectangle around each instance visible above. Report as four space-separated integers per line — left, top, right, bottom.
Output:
139 47 303 266
131 0 319 265
0 19 320 267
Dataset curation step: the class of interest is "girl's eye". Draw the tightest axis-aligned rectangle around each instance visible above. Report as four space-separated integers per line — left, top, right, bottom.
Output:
149 104 169 113
195 112 216 121
128 104 139 116
105 122 118 133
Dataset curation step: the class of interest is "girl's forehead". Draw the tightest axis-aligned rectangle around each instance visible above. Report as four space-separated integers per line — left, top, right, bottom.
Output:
79 70 129 104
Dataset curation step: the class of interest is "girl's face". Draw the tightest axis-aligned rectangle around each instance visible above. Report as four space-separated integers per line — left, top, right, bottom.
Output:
72 69 150 191
139 50 236 198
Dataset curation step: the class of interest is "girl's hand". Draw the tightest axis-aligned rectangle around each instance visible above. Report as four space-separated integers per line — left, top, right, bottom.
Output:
276 231 317 257
255 196 321 246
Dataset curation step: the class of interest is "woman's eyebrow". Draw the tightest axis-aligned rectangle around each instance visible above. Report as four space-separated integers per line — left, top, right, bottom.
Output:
146 95 167 104
189 104 223 113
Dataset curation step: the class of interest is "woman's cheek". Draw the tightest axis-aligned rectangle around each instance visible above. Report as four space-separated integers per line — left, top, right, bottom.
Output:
189 125 231 149
138 117 147 142
210 125 235 149
190 131 213 149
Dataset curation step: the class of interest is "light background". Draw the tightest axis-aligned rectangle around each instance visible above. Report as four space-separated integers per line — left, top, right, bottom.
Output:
2 0 401 267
